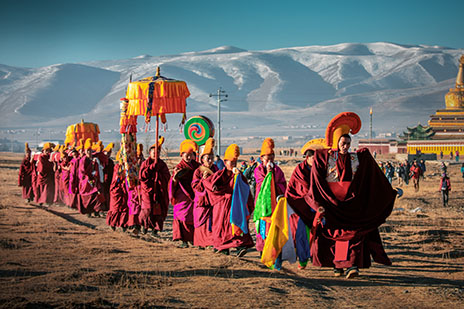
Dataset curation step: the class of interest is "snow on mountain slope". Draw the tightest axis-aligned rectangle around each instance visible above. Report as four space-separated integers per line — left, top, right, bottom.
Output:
0 42 463 139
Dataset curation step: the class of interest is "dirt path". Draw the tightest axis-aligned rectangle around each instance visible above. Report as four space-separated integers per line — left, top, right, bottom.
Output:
1 153 463 308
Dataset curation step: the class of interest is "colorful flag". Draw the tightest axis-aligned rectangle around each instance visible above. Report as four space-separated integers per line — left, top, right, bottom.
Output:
261 197 290 268
253 172 276 222
230 174 251 234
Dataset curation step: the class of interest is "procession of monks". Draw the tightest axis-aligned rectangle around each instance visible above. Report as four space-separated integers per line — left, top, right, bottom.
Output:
18 112 397 279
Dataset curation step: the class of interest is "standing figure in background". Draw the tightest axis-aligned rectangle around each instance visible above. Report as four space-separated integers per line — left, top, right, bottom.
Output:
169 140 201 248
18 143 34 203
107 150 128 231
192 138 218 249
410 161 421 192
214 155 225 170
439 173 451 207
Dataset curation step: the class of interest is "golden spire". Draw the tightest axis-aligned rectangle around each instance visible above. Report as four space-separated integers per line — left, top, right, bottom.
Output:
156 67 160 77
456 55 464 88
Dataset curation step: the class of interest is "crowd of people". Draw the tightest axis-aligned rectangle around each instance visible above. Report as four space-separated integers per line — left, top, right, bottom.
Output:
18 112 399 279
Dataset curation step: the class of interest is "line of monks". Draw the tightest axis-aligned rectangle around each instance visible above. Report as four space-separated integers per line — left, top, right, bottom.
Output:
18 112 397 279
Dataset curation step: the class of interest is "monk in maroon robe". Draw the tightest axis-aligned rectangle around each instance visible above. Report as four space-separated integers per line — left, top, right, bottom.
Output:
59 152 72 207
107 162 129 230
51 149 62 204
68 149 80 209
102 144 115 212
78 140 104 216
203 144 254 256
192 138 218 248
306 116 396 279
169 140 200 247
254 138 287 253
139 140 171 236
18 144 34 202
36 144 55 205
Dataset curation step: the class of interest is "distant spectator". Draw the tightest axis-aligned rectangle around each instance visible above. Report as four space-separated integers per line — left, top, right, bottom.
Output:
396 163 405 187
373 151 377 159
244 157 258 198
450 151 453 160
214 155 225 170
385 162 394 184
440 162 448 175
404 160 411 185
419 159 426 179
410 161 421 192
456 150 460 162
440 150 443 160
439 173 451 207
461 163 464 180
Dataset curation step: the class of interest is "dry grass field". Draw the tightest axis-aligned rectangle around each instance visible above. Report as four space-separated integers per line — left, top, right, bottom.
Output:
0 152 463 308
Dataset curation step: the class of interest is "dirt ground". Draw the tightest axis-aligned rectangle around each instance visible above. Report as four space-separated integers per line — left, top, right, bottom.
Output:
0 152 463 308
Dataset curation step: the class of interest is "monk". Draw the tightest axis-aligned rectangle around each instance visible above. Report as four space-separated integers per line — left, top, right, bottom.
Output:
36 143 55 206
254 138 287 255
306 112 396 279
139 137 170 236
169 139 201 247
192 138 218 249
285 139 326 269
59 149 72 207
102 143 115 211
78 138 104 217
204 144 254 256
68 147 81 209
92 141 109 211
107 150 129 230
18 143 34 203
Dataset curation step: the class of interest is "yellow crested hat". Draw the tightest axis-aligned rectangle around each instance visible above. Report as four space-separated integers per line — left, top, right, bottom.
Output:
179 139 198 154
150 136 165 150
325 112 361 150
25 142 31 153
95 141 104 152
103 142 114 153
53 144 60 152
260 138 275 156
201 138 215 157
301 138 328 155
78 138 85 147
42 142 52 151
84 138 93 150
224 144 240 161
115 149 122 162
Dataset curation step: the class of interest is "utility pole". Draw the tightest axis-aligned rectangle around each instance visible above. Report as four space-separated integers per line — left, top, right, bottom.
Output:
209 87 228 155
369 106 373 142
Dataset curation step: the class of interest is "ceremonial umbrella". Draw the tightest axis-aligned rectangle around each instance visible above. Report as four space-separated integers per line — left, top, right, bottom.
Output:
64 119 100 146
120 67 190 186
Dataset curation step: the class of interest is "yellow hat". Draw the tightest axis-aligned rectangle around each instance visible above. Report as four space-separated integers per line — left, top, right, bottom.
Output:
95 141 104 152
115 149 122 162
260 138 275 156
53 144 60 152
78 138 85 147
325 112 361 150
43 142 52 151
150 136 165 150
25 142 31 153
137 144 144 157
179 139 198 154
76 144 83 151
103 142 114 153
301 138 328 155
224 144 240 161
84 138 93 150
201 138 215 157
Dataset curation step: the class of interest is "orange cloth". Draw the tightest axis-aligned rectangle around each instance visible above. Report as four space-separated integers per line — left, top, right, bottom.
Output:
260 138 275 156
224 144 240 161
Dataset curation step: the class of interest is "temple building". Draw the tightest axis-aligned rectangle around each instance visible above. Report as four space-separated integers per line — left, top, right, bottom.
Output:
428 55 464 140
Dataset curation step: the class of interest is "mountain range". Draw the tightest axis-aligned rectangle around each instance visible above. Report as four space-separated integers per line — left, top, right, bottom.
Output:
1 42 463 142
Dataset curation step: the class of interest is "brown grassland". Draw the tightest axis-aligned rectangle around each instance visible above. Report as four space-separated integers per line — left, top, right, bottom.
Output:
0 152 463 308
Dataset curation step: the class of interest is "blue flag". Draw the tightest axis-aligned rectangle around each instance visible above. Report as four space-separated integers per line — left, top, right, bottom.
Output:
230 174 251 234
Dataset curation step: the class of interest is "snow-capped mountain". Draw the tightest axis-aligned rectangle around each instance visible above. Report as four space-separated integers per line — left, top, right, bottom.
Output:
1 42 463 140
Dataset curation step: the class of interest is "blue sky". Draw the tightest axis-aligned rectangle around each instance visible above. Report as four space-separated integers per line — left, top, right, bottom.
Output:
1 0 463 68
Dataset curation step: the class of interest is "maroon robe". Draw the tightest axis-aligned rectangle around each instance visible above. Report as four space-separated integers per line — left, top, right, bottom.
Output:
139 157 171 231
102 157 115 211
18 157 34 201
192 165 218 247
169 159 201 242
36 153 55 204
306 148 395 269
59 160 72 207
285 160 316 248
68 157 80 209
203 169 254 250
78 155 104 214
107 164 129 227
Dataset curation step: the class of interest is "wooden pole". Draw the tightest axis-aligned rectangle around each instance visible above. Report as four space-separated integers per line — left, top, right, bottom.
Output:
155 113 159 164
